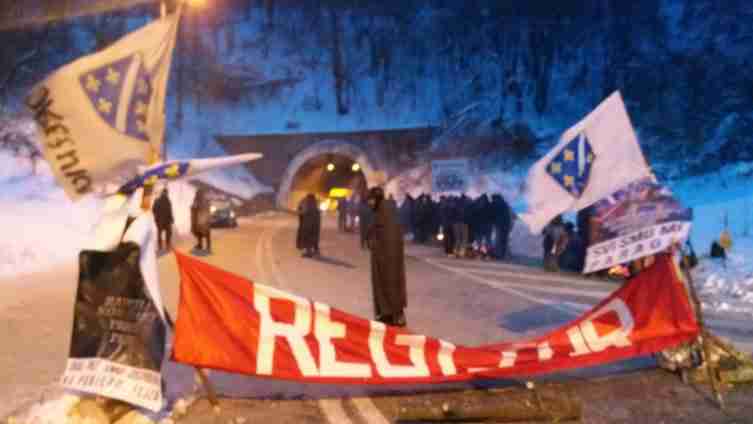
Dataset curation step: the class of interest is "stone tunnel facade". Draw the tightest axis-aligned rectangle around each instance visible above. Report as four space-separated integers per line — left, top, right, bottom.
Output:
215 127 436 212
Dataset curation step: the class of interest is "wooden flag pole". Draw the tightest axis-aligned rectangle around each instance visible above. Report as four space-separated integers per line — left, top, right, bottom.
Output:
677 253 725 410
135 3 219 408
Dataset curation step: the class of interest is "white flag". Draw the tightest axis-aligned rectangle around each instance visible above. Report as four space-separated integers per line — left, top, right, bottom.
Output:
26 11 181 200
519 92 652 234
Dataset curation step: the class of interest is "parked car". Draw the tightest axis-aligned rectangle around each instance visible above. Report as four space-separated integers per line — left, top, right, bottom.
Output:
209 199 238 228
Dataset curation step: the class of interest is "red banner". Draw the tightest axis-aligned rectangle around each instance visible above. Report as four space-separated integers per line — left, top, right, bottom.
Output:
172 252 699 384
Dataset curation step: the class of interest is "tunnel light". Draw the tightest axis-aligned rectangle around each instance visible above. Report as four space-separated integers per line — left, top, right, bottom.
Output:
327 163 335 172
352 163 361 172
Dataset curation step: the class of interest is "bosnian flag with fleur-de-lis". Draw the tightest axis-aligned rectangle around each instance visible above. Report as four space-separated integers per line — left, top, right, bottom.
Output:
519 92 653 234
27 11 181 200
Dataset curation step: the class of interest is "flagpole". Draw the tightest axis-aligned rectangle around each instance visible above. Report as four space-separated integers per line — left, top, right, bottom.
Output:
675 251 725 410
142 0 218 409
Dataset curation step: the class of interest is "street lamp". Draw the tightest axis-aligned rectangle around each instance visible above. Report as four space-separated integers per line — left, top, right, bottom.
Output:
327 163 335 172
352 163 361 172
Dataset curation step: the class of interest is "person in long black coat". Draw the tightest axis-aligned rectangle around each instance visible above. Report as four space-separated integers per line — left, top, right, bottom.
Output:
367 187 407 327
296 194 321 257
191 188 212 253
399 194 415 237
490 194 512 260
358 196 373 250
438 196 455 256
152 188 174 251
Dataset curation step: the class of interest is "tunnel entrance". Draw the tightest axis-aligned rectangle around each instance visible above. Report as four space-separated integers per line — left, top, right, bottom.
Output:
288 154 367 211
277 140 383 211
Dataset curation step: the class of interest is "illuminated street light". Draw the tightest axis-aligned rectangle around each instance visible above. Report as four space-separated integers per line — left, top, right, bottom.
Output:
185 0 207 7
352 163 361 172
327 163 335 172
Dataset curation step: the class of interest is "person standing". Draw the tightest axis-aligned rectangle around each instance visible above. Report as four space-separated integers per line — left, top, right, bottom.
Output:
490 194 512 260
297 193 321 257
152 188 174 252
366 187 407 327
358 194 374 250
337 197 349 232
191 188 212 254
542 215 567 271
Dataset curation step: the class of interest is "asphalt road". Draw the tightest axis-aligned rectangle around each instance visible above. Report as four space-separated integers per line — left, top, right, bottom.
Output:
3 212 751 423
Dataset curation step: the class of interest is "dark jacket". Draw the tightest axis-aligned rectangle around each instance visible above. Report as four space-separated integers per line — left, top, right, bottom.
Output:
191 190 211 237
368 197 407 318
296 194 321 250
152 191 174 228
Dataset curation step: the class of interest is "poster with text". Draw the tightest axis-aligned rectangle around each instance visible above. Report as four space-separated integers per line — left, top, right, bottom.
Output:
62 242 166 412
432 159 470 194
583 177 692 273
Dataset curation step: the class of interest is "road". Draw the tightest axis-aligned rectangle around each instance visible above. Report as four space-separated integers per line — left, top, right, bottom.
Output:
2 212 752 422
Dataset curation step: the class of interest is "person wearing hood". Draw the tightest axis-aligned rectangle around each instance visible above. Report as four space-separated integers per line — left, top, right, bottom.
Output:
191 188 212 254
297 193 321 257
366 187 407 327
152 187 174 252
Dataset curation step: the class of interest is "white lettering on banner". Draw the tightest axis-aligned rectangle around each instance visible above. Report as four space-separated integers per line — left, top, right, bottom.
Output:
567 326 591 357
368 321 430 377
313 302 372 378
499 351 517 368
537 342 553 361
581 299 634 352
255 286 319 376
568 298 634 356
438 340 457 376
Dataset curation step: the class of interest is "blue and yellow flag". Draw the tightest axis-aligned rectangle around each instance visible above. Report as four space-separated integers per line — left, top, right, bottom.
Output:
545 132 595 198
519 92 652 234
27 11 181 200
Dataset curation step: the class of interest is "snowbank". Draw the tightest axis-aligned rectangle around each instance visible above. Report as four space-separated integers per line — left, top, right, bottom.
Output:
691 238 753 317
0 145 259 278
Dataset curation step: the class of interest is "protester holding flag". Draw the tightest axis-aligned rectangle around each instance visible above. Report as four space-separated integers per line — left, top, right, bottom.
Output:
152 187 174 251
367 186 407 327
191 188 212 254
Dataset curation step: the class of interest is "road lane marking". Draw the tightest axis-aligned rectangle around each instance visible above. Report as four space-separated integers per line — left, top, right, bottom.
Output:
425 258 579 315
319 399 354 424
351 397 391 424
471 276 609 299
258 219 372 424
432 261 613 287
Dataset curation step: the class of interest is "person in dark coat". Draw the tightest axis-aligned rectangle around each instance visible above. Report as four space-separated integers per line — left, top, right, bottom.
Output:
367 187 407 327
399 194 415 237
559 222 585 272
358 195 374 250
191 188 212 253
542 215 567 271
152 188 174 251
337 197 349 232
297 194 321 257
490 194 512 260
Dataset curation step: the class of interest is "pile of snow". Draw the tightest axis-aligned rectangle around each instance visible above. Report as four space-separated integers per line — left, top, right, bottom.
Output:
0 144 262 278
691 238 753 317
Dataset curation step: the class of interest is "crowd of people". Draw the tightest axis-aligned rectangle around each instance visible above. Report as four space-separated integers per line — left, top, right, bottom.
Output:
336 193 516 261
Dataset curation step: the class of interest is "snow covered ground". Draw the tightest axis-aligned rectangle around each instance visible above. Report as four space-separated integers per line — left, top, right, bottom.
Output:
2 117 753 316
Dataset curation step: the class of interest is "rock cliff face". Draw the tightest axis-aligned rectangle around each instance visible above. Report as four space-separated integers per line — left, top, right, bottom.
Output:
2 1 752 178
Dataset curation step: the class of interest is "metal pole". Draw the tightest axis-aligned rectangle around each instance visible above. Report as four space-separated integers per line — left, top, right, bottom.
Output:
677 256 725 410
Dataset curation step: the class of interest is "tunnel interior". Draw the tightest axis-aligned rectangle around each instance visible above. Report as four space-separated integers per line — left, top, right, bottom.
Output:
288 153 367 211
